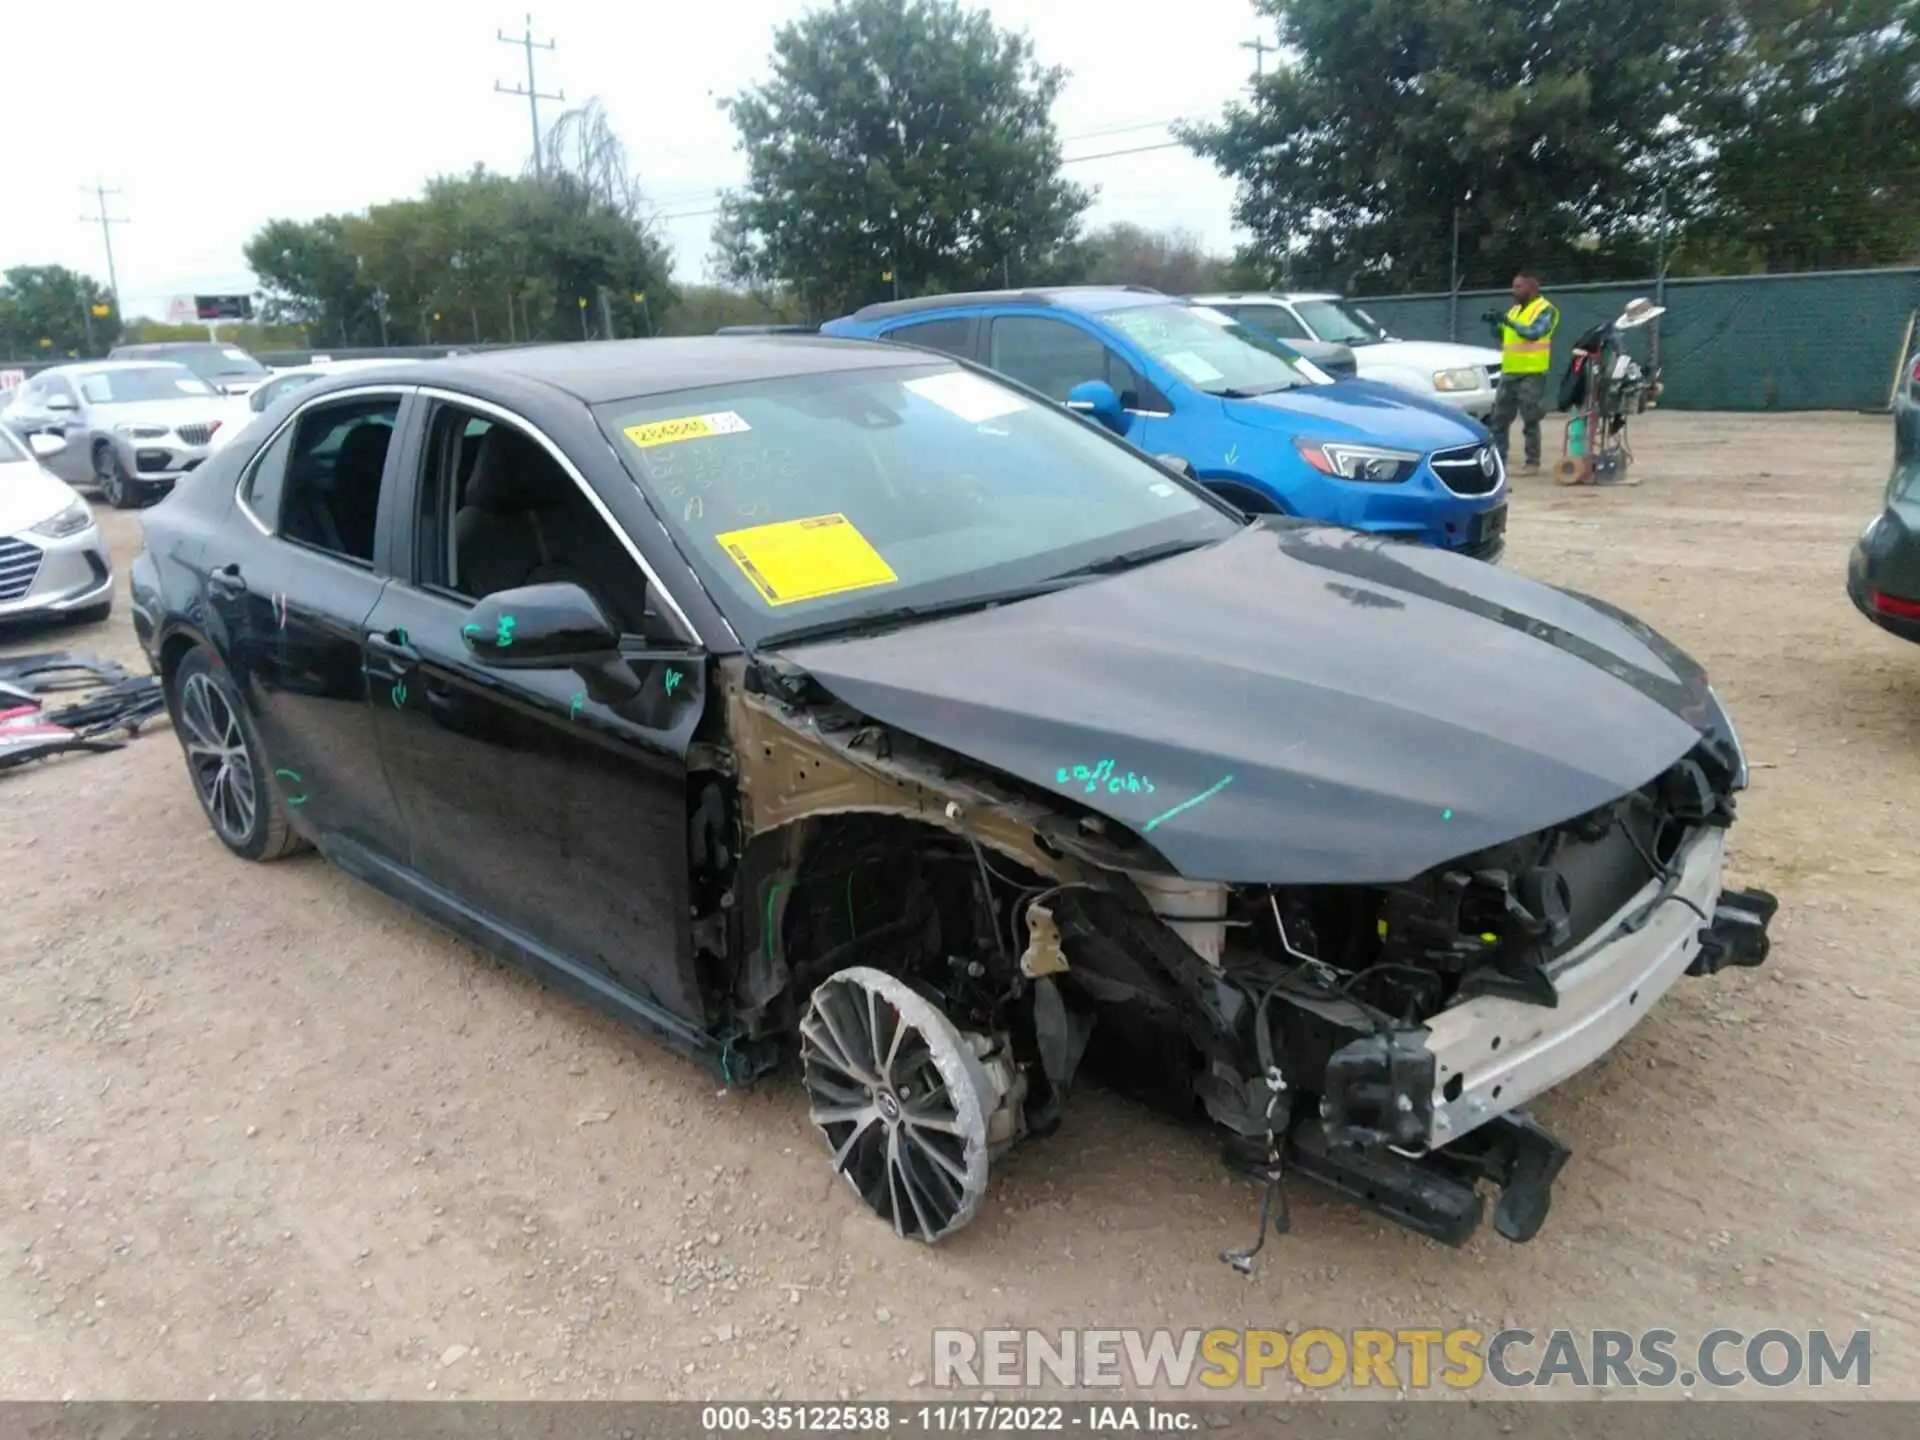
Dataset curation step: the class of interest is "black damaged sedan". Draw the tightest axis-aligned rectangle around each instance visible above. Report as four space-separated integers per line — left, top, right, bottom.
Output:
129 336 1775 1252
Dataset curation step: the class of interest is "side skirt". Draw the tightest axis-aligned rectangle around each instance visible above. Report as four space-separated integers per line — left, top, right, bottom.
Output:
321 837 781 1086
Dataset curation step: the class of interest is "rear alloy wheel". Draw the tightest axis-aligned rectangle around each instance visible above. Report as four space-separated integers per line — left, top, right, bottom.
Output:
93 442 134 509
800 966 992 1244
168 648 306 862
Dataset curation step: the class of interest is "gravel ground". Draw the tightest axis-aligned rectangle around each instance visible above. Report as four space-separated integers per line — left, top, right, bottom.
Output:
1 409 1915 1400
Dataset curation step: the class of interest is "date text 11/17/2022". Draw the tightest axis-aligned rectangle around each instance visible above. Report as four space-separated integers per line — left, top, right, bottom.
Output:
699 1404 1200 1433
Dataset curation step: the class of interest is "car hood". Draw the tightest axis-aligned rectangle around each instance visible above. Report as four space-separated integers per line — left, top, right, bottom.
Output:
1230 379 1485 450
0 457 85 534
781 521 1713 886
1362 339 1503 372
94 398 232 428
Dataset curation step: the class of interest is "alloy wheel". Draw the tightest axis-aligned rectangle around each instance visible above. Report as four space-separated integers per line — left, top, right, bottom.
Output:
800 966 992 1243
94 444 128 508
178 672 257 844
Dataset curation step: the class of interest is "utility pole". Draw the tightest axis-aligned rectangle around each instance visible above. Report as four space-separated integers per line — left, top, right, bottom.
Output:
496 14 563 178
78 181 128 311
1240 36 1274 82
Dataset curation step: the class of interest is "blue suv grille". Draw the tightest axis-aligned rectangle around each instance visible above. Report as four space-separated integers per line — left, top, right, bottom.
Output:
1430 443 1503 497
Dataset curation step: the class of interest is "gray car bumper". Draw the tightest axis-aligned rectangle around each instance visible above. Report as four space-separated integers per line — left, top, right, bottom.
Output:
0 521 114 620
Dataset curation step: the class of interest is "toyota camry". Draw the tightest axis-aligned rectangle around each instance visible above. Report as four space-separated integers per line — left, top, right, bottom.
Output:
129 336 1774 1253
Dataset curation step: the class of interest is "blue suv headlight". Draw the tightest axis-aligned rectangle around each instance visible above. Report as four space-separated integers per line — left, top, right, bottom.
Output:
1293 436 1421 483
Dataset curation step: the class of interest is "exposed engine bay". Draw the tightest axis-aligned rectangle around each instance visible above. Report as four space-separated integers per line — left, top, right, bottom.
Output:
684 655 1777 1259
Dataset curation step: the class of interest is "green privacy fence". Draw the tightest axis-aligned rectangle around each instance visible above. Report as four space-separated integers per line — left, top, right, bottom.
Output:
1355 268 1920 412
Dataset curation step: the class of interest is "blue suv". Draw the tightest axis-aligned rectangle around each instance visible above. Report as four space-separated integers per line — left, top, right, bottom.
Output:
821 288 1508 561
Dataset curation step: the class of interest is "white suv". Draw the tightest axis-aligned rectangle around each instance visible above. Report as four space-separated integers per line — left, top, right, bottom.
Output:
1190 291 1503 418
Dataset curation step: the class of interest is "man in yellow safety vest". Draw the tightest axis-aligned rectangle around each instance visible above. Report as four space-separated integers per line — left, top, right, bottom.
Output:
1484 273 1559 474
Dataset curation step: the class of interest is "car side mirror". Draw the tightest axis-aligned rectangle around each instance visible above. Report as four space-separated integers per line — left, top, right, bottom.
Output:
1065 379 1126 433
249 390 269 412
28 432 68 459
45 394 77 412
460 582 645 700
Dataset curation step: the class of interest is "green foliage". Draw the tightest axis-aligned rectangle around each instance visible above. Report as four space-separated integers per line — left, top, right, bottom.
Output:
1686 0 1920 272
1073 223 1235 294
0 266 120 359
118 318 310 349
1184 0 1920 290
244 101 674 347
714 0 1092 316
659 285 806 335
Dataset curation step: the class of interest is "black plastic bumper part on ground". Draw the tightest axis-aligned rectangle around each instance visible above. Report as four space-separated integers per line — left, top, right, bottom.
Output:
1688 885 1778 977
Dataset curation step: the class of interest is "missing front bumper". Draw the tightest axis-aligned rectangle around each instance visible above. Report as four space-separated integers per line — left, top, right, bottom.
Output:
1258 835 1775 1248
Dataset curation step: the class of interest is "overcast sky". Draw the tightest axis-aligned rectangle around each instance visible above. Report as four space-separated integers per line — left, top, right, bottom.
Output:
2 0 1262 319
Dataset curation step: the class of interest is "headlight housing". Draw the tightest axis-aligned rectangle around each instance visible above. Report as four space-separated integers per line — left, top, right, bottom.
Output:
1432 367 1484 392
1293 437 1422 483
114 423 170 439
1706 685 1749 792
29 497 93 539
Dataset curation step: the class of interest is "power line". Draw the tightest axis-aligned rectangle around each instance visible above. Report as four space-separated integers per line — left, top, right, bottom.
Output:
650 137 1193 223
496 13 564 179
78 181 128 311
1240 36 1275 81
642 116 1200 212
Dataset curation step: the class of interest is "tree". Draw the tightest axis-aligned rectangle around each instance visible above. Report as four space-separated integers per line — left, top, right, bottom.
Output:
1180 0 1728 292
714 0 1092 316
1686 0 1920 272
245 216 377 344
0 265 120 359
243 106 675 349
1075 223 1234 294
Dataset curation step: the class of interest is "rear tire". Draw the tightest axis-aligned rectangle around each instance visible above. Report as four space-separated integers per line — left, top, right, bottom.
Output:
167 647 307 862
93 442 135 509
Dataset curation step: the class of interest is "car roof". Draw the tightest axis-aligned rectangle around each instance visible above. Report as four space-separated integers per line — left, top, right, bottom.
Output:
1190 292 1343 304
111 342 227 353
390 335 945 405
845 286 1170 322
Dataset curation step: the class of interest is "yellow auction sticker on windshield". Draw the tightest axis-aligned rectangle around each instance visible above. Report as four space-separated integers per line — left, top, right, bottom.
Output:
623 410 751 449
714 513 898 607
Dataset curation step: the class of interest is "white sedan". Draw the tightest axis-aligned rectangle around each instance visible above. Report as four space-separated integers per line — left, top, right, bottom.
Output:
1191 291 1505 418
0 428 113 625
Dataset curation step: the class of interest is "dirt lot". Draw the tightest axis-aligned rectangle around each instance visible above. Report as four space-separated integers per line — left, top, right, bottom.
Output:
1 409 1915 1401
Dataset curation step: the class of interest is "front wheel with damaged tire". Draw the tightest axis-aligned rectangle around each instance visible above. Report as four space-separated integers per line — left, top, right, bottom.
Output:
800 966 1002 1244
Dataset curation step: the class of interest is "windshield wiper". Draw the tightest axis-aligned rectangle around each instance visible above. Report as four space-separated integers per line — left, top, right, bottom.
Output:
1043 535 1218 582
1214 383 1295 399
760 584 1063 648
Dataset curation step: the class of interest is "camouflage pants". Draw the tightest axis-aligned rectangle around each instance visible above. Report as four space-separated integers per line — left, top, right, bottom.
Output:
1490 372 1548 467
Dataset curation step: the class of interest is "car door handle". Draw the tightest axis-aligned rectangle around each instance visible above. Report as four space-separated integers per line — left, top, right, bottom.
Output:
208 563 246 598
365 630 420 664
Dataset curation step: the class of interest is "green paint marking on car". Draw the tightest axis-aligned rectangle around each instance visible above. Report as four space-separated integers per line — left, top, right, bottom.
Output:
569 691 585 720
496 615 516 647
1141 774 1235 833
664 667 684 695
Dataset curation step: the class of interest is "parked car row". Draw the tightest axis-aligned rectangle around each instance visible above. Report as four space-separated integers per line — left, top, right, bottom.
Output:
819 287 1509 563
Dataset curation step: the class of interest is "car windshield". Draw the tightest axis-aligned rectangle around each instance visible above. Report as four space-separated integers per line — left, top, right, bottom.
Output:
595 363 1238 646
1293 299 1392 346
77 367 220 403
172 347 270 381
1101 304 1312 397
